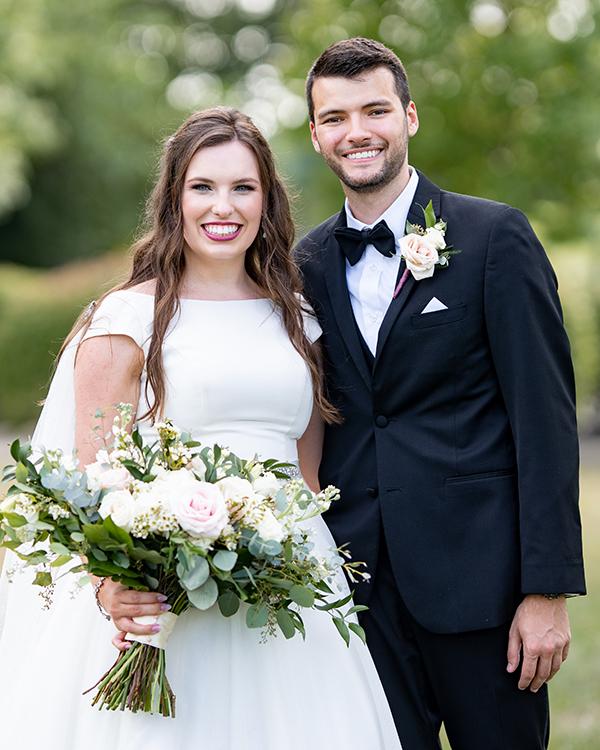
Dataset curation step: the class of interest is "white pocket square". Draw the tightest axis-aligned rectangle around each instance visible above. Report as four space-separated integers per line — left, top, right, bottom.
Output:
421 297 448 314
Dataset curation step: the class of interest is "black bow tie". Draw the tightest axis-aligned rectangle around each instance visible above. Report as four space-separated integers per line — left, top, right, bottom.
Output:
334 220 397 266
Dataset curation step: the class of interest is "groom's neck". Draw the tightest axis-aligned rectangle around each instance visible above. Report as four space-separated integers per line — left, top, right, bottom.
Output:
343 165 411 225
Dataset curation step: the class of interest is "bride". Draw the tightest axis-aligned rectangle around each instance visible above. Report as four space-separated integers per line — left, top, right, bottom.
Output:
0 107 402 749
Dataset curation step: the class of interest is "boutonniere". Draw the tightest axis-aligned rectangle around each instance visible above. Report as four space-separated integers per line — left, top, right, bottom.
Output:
392 201 461 299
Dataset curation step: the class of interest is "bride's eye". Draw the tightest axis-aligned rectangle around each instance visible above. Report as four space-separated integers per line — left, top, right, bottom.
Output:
234 184 255 192
191 184 211 192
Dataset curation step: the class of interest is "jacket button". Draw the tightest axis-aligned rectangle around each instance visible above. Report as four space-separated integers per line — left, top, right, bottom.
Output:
375 415 389 428
366 487 378 499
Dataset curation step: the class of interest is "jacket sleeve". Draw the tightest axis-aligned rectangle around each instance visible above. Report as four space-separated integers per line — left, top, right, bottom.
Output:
484 207 585 595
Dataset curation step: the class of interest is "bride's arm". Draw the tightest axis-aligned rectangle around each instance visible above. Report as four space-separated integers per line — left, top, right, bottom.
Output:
74 334 167 650
297 404 324 493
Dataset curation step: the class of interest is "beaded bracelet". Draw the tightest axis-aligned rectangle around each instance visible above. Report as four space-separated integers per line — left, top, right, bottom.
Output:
93 578 111 621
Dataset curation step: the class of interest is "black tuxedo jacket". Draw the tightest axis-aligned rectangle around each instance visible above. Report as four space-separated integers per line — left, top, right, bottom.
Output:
297 171 586 634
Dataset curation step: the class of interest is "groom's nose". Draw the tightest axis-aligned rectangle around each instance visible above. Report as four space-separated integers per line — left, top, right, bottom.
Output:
346 114 372 144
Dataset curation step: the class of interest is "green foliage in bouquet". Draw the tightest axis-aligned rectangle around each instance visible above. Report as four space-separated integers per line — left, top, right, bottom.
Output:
0 404 369 717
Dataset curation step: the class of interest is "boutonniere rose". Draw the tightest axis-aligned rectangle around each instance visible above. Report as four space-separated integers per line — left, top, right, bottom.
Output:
393 201 462 297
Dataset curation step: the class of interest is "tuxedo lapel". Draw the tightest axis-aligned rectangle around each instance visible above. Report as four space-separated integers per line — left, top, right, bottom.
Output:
375 171 442 362
323 209 373 391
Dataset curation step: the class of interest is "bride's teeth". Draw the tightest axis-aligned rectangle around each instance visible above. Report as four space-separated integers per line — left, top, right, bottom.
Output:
346 150 380 160
204 224 240 236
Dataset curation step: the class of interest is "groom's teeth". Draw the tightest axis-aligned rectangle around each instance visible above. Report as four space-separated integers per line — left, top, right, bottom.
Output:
204 224 240 235
346 150 381 160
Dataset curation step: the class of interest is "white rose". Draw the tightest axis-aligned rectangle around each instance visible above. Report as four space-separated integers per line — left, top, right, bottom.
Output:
99 489 136 531
256 510 285 542
217 476 254 503
86 462 131 493
252 472 281 498
400 233 439 280
165 475 229 540
423 227 446 251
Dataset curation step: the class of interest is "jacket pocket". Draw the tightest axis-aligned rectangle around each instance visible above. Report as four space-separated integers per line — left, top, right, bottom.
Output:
445 468 516 486
410 303 467 329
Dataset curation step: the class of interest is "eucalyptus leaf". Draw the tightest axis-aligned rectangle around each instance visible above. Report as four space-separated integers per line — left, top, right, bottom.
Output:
186 577 218 610
276 608 296 639
348 622 367 644
246 602 269 629
332 616 350 647
212 549 238 572
180 556 209 590
218 590 240 617
289 585 315 608
346 604 369 616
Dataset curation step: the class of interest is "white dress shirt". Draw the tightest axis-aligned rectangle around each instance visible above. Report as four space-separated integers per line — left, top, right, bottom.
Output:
345 167 419 355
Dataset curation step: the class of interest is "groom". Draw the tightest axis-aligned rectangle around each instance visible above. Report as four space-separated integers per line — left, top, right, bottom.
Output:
297 38 586 749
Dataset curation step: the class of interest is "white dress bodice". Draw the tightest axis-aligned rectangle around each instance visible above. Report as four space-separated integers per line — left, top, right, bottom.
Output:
82 291 321 463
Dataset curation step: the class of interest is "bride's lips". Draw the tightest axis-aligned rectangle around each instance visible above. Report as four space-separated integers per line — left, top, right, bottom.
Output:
201 223 243 242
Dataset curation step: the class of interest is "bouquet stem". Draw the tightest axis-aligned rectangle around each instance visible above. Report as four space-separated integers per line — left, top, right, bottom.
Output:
85 641 176 717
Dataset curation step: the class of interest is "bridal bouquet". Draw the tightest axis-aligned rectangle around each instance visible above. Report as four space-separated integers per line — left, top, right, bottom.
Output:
0 404 368 717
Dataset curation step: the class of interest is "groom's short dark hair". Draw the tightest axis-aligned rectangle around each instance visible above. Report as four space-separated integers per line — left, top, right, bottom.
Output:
306 37 411 122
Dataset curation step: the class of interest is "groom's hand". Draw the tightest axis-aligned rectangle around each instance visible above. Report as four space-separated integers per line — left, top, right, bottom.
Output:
506 595 571 692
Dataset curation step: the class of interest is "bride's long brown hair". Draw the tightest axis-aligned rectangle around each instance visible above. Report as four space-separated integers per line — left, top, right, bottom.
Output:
60 107 339 424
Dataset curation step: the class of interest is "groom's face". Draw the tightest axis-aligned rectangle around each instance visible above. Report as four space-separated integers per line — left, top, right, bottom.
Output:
309 66 418 194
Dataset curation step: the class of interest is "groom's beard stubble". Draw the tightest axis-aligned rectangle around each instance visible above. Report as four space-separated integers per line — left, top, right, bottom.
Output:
318 132 408 195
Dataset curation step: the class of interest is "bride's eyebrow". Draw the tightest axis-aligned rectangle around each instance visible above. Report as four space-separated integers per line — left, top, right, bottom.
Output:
186 176 260 185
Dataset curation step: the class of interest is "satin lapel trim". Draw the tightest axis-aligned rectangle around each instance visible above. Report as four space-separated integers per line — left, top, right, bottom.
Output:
374 172 442 363
323 211 372 391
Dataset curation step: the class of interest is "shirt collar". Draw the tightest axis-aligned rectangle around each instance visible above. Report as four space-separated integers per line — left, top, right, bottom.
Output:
344 166 419 241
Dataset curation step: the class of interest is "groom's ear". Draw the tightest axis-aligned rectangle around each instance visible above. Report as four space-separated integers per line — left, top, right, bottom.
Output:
406 101 419 138
309 122 321 154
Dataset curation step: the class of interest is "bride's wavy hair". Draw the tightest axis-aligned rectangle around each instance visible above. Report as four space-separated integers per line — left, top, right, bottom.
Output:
60 106 340 424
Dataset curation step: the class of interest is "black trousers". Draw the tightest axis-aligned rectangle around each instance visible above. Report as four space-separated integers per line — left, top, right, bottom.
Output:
359 531 550 750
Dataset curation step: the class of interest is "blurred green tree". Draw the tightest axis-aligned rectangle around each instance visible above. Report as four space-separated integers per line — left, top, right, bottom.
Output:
1 0 599 268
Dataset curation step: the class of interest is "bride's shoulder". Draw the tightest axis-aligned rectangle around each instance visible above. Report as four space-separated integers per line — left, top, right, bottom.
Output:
125 280 156 297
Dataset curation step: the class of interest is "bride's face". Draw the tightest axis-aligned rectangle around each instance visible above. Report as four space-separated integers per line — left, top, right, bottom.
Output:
181 140 264 264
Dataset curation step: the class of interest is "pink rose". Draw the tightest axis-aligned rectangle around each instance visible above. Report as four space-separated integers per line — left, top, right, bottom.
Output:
170 480 229 540
400 233 439 280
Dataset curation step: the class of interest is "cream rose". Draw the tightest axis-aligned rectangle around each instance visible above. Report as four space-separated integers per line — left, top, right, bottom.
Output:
400 233 439 280
168 479 229 540
99 489 136 531
217 476 254 503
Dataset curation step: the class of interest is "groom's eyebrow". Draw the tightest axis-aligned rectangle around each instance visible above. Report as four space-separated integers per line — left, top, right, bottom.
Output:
316 99 393 120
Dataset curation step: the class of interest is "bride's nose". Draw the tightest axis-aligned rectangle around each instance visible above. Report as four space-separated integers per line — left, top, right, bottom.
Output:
211 191 235 218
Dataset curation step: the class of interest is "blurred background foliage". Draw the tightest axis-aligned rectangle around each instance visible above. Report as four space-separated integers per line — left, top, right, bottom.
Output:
0 0 599 427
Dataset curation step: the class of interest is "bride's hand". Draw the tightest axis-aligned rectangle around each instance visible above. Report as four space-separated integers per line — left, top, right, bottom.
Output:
97 579 170 647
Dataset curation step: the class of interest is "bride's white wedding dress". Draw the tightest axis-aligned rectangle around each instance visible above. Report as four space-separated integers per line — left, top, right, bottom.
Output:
0 290 401 749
